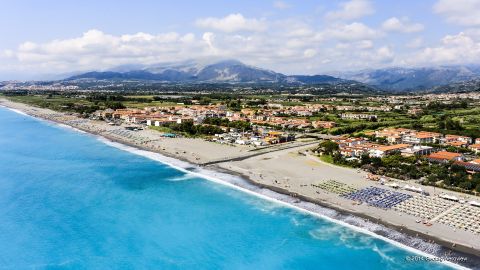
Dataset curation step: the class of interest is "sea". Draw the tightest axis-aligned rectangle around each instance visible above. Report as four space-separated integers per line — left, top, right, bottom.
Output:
0 107 465 269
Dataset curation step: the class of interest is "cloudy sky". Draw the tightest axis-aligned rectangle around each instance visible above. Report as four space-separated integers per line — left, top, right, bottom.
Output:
1 0 480 80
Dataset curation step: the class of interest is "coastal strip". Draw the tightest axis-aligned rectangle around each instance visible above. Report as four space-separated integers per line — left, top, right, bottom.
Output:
0 100 477 269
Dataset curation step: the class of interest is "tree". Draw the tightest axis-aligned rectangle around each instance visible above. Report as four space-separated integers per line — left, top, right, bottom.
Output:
318 141 339 155
104 101 126 110
458 181 473 190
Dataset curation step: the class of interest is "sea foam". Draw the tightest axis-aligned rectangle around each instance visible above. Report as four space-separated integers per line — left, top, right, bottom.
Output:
95 137 468 270
2 106 469 270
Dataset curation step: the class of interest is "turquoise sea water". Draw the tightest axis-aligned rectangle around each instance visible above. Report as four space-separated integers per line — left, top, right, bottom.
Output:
0 107 456 269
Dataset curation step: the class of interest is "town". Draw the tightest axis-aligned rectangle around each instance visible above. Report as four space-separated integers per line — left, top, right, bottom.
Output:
3 89 480 196
3 0 480 268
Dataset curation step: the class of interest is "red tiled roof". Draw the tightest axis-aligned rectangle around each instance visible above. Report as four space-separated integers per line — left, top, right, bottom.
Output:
427 151 462 160
376 144 410 152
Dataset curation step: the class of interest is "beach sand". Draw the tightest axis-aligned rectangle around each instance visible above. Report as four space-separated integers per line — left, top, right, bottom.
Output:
214 147 480 254
1 98 479 264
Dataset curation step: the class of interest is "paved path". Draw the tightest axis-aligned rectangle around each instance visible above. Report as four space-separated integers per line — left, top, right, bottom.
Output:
200 141 318 166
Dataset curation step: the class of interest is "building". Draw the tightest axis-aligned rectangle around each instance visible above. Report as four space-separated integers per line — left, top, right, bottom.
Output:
442 135 472 145
369 144 410 158
374 128 413 144
101 108 114 119
340 113 377 120
469 144 480 154
312 121 336 129
408 107 423 116
472 159 480 164
454 161 480 174
402 131 442 145
400 145 434 157
146 116 186 126
427 151 464 163
446 141 468 148
264 131 295 144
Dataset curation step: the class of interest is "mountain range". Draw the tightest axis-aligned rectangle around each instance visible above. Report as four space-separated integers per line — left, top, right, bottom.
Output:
67 59 344 85
333 65 480 92
66 60 480 92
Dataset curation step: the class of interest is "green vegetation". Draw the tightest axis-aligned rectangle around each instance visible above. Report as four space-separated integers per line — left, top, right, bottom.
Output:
5 94 102 116
149 126 174 133
322 151 480 194
319 154 334 164
165 120 223 137
317 141 339 155
4 89 480 195
203 117 251 131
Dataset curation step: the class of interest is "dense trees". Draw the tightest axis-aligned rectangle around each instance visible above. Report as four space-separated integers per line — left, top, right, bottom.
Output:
227 100 242 111
437 115 463 131
426 100 468 111
317 145 480 193
203 117 251 131
167 120 223 136
363 155 480 193
104 101 126 110
317 141 339 155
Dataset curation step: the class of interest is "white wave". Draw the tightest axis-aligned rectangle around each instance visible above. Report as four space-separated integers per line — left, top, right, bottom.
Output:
291 217 301 227
56 123 87 134
0 105 88 134
94 137 468 270
372 244 396 263
1 106 30 116
8 112 469 270
166 174 197 182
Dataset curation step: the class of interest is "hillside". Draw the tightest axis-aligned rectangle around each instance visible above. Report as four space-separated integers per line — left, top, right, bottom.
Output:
67 59 347 85
334 65 480 92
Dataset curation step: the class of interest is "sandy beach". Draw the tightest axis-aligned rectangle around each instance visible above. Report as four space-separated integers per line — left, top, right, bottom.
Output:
214 147 480 254
1 98 479 265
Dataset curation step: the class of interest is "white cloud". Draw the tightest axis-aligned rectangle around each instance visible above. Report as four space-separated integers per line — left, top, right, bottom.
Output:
195 13 267 33
412 32 480 64
357 40 374 49
202 32 217 53
324 22 378 41
434 0 480 26
382 17 424 33
406 37 423 48
303 49 317 58
2 24 398 77
273 1 291 9
6 7 464 79
12 29 209 72
279 20 315 37
3 20 396 77
376 46 394 62
180 33 195 43
325 0 374 21
1 49 14 58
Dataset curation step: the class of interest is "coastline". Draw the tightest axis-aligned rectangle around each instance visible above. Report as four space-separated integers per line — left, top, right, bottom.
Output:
0 99 478 269
214 164 479 256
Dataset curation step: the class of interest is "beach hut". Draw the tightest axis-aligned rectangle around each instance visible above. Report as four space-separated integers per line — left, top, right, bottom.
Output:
469 201 480 208
439 194 459 202
386 182 400 189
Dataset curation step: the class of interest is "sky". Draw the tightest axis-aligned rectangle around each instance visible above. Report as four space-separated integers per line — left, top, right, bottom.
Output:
0 0 479 80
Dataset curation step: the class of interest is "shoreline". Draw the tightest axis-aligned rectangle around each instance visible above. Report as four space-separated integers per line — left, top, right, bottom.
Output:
0 100 478 269
214 164 479 256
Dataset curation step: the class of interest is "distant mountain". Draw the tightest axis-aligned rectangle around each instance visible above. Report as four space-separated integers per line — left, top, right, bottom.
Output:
428 79 480 93
67 59 346 85
334 65 480 92
288 75 342 84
